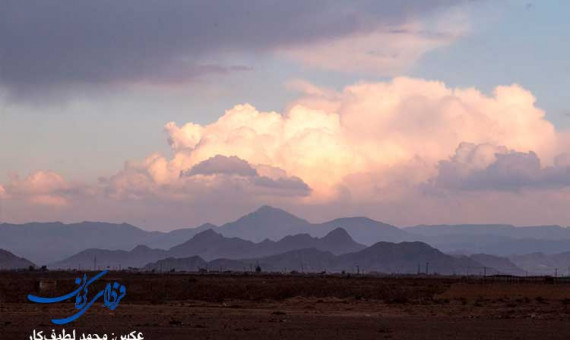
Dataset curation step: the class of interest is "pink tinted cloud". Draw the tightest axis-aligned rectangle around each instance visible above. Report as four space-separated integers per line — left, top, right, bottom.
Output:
2 77 570 227
4 171 72 207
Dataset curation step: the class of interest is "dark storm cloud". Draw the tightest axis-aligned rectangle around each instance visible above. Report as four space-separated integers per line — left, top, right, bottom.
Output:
185 155 258 177
0 0 460 97
435 143 570 191
181 155 311 196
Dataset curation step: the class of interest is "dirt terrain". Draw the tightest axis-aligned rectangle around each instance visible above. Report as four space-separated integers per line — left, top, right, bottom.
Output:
2 272 570 339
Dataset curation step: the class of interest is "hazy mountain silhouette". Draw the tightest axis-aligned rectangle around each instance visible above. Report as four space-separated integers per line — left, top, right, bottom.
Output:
169 227 363 261
215 205 311 242
249 248 337 273
53 228 365 269
52 245 168 270
407 224 570 240
261 228 365 256
0 221 217 265
0 222 162 264
144 256 208 272
312 217 408 244
335 241 481 275
214 206 408 245
509 252 570 276
145 223 217 249
144 249 337 273
168 229 256 260
0 206 386 264
0 249 35 270
144 241 488 275
405 224 570 255
468 254 526 276
6 206 570 265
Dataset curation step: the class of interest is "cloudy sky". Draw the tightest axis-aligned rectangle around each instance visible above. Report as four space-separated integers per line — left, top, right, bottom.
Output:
1 0 570 229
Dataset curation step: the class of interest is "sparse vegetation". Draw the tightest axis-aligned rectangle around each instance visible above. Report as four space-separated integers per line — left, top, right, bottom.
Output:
3 271 570 339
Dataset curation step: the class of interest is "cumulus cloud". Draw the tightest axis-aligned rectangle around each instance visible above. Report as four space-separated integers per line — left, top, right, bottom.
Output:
435 143 570 191
160 77 557 203
103 154 310 202
182 155 311 196
185 155 258 177
3 171 73 207
3 77 570 227
0 0 466 98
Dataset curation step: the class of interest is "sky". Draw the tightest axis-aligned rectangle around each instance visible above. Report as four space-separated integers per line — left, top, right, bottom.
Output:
1 0 570 229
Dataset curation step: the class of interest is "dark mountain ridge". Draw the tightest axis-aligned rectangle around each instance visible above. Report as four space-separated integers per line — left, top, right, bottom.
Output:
0 249 36 270
144 240 491 276
5 206 570 265
510 251 570 276
52 227 365 269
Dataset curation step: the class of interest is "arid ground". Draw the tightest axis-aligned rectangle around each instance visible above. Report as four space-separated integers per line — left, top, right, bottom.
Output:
2 272 570 339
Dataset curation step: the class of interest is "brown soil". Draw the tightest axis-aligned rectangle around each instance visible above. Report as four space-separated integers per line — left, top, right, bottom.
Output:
2 272 570 339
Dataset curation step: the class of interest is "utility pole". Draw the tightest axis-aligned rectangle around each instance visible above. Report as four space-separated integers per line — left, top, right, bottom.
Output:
483 267 487 277
425 262 429 275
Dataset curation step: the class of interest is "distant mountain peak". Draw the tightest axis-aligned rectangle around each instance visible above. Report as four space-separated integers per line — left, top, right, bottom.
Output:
0 248 36 269
282 233 312 240
131 245 152 252
322 228 353 242
257 204 280 212
198 223 218 229
327 216 395 227
214 205 311 242
366 240 435 252
193 229 223 240
250 205 305 220
332 216 375 223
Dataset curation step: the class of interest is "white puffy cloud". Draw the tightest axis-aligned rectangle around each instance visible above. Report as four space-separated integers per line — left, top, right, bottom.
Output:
3 77 570 227
3 171 73 207
103 154 310 202
160 77 558 203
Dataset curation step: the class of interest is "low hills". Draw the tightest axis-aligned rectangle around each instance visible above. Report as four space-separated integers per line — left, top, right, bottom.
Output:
0 249 35 270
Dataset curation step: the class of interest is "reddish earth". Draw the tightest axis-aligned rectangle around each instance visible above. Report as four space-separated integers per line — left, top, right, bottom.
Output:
2 272 570 339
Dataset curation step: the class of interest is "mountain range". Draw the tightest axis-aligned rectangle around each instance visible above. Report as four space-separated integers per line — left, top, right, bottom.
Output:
2 205 570 266
144 241 485 275
51 227 365 269
406 224 570 256
0 249 35 270
0 206 404 264
213 206 409 244
467 254 526 276
509 252 570 276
